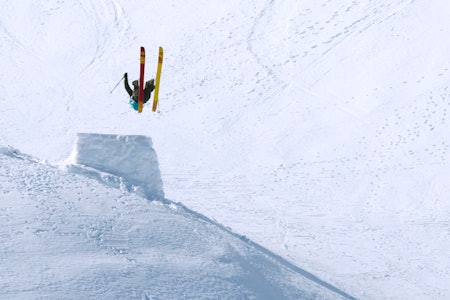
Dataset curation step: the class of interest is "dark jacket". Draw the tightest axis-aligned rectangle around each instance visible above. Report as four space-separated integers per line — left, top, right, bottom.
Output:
124 74 155 103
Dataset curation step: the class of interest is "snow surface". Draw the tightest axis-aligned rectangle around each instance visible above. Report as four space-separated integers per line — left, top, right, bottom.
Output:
1 0 450 299
0 146 352 299
66 133 165 199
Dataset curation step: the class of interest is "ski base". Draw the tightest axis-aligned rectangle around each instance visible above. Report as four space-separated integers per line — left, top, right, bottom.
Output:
152 46 163 112
138 46 145 113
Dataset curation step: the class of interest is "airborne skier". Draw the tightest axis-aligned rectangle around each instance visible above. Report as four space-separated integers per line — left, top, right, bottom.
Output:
123 72 155 111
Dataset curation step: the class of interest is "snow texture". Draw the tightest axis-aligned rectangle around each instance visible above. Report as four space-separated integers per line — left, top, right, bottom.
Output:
66 133 164 199
2 0 450 299
0 146 353 299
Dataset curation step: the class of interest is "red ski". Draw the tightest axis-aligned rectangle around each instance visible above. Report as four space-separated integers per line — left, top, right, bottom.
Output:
138 47 145 113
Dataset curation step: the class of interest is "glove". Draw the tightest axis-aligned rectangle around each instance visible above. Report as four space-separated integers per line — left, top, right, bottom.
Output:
145 79 155 88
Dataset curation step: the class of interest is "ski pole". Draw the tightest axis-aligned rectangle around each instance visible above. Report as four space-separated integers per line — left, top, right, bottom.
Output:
109 75 125 94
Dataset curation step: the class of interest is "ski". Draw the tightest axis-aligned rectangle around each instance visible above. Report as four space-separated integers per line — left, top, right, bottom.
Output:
152 46 163 112
138 46 145 113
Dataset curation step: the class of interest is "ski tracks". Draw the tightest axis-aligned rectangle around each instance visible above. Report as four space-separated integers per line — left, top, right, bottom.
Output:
246 0 278 84
77 0 130 73
303 0 418 74
246 0 418 90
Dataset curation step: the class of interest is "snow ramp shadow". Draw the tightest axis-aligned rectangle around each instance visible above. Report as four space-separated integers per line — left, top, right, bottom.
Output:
65 133 164 199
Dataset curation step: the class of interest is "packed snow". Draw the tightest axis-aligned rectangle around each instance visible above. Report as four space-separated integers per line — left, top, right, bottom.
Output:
65 133 165 199
0 145 352 299
1 0 450 299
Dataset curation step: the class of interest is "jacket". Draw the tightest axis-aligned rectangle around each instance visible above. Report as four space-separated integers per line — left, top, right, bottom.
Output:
124 75 155 103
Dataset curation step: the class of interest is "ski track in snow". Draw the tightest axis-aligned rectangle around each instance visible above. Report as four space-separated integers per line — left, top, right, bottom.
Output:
77 0 130 73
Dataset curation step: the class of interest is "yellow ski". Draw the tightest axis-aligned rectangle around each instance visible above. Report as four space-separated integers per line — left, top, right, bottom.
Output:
152 46 163 112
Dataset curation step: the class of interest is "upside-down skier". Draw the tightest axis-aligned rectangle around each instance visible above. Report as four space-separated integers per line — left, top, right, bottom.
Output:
123 72 155 111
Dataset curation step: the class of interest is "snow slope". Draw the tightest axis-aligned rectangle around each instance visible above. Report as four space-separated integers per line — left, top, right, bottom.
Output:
0 143 353 299
1 0 450 298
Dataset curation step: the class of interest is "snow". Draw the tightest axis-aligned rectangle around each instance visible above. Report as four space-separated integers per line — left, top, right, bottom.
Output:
65 133 164 199
0 146 351 299
1 0 450 299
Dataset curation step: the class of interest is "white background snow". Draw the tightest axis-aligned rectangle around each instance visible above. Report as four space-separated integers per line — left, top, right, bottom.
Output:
1 0 450 299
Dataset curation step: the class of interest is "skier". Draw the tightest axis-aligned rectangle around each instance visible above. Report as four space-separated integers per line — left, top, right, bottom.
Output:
124 72 155 110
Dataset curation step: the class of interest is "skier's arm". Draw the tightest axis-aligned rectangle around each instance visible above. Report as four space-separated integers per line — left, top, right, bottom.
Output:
124 73 133 97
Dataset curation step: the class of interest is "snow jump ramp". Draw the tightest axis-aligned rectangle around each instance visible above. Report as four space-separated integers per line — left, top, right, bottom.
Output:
66 133 164 199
